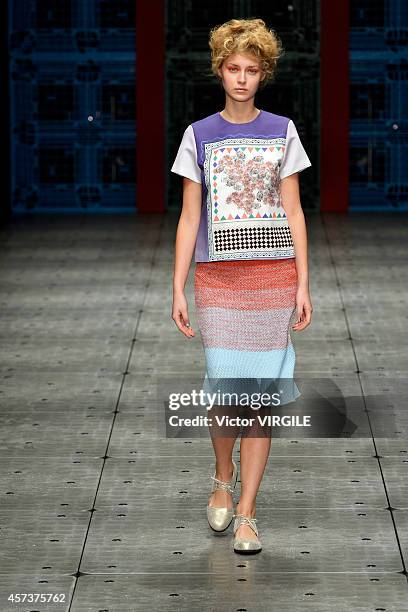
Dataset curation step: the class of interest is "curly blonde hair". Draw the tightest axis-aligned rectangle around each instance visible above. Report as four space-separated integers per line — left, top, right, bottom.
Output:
208 18 284 90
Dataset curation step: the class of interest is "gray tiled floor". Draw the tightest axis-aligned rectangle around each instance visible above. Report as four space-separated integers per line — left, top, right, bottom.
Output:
0 211 407 611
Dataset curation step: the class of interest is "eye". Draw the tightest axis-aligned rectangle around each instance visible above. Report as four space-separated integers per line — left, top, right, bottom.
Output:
227 66 258 74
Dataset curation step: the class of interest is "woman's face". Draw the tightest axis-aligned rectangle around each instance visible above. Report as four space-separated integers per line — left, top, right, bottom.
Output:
217 53 265 101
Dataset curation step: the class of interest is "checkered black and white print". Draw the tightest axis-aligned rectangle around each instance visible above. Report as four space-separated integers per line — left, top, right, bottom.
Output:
214 225 293 253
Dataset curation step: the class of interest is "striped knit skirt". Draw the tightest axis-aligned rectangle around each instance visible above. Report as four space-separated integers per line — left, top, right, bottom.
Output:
194 258 301 406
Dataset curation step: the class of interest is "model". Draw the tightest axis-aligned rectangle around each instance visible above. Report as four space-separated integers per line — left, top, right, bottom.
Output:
171 18 313 554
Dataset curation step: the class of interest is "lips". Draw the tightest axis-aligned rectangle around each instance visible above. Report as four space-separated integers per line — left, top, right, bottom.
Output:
235 88 247 91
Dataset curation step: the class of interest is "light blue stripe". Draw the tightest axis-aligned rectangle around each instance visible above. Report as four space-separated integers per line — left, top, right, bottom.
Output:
201 344 301 406
204 344 296 378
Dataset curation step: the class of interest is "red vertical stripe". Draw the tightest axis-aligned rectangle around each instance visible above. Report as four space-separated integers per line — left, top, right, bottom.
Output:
135 0 165 213
320 1 349 212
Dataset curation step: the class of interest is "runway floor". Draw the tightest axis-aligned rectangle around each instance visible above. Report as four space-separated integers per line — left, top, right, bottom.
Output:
0 210 407 611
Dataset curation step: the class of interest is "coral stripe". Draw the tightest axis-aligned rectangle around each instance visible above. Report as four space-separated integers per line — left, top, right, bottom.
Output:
194 257 297 291
195 287 296 310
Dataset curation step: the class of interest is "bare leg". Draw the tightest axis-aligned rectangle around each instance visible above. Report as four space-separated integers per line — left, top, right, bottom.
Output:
235 408 272 541
207 405 240 509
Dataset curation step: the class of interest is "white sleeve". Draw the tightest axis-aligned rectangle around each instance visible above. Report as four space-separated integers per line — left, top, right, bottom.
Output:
170 124 201 184
279 119 312 179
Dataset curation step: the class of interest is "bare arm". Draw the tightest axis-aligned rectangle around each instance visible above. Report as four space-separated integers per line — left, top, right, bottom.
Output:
280 173 313 331
172 177 202 337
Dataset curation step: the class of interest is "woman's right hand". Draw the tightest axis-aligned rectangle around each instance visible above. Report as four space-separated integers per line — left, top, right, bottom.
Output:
172 289 195 338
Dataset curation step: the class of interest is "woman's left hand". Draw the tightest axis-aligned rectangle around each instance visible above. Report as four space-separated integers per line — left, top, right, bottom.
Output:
291 286 313 331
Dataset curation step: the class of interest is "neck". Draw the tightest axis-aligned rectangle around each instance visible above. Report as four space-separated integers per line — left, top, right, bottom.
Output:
220 103 260 124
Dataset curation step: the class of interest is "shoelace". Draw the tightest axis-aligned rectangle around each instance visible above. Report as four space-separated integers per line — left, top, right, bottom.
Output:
233 513 258 536
210 475 234 494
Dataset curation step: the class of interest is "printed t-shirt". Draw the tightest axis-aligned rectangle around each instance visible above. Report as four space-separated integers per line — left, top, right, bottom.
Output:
171 109 312 262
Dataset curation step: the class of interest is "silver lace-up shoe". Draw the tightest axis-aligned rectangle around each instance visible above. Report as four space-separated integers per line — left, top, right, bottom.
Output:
207 459 238 532
233 513 262 554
